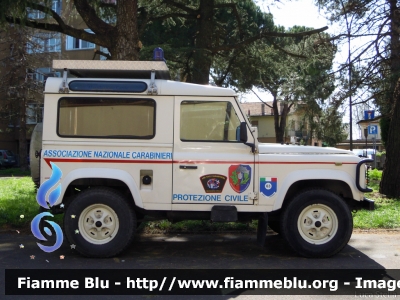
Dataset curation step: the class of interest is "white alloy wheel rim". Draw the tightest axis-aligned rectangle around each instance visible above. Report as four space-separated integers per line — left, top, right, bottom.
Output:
79 204 119 244
297 204 338 244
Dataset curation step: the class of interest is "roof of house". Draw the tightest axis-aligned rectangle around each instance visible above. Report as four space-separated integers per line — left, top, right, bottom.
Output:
240 102 279 116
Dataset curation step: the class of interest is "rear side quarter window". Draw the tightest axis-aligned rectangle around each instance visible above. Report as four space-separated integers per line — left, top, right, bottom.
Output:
57 97 155 139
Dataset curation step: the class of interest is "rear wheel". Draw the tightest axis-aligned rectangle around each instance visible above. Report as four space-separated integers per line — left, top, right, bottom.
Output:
29 123 43 187
281 189 352 258
64 187 136 257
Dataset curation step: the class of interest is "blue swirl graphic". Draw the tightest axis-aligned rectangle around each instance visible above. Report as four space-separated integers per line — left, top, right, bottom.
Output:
32 162 64 253
49 185 62 207
31 212 63 253
36 162 62 209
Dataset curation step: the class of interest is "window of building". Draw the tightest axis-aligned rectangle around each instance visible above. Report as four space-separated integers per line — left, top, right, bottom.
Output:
99 46 110 60
47 34 61 52
251 120 258 128
27 0 61 19
27 33 61 53
27 9 45 19
52 0 61 14
180 101 241 142
58 98 155 139
26 104 44 124
33 68 60 82
66 29 95 50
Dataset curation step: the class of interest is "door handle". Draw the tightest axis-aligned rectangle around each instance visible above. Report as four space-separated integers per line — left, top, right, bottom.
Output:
179 165 198 170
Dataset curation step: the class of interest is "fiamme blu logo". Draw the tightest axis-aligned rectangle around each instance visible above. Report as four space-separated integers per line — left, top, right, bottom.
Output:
30 162 64 253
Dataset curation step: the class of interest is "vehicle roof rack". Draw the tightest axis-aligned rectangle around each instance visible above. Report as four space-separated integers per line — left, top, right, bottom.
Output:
52 60 170 80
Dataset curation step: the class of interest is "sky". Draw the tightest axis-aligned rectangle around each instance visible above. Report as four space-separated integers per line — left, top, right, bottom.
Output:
240 0 365 139
240 0 333 103
260 0 330 29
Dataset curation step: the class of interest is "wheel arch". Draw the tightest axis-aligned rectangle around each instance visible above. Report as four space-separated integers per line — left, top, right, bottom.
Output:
60 168 143 208
281 188 353 257
63 187 137 257
273 170 358 211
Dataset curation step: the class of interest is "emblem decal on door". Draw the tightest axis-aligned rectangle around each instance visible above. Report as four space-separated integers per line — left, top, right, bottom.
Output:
229 165 251 193
260 177 277 197
200 174 227 193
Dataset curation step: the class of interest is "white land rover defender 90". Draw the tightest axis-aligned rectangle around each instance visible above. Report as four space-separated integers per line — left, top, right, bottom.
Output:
30 60 373 258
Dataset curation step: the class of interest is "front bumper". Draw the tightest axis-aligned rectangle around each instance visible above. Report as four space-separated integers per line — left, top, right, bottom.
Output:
354 197 375 211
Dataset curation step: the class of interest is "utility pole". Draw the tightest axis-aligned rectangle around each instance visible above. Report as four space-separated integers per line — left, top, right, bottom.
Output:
340 0 353 151
364 128 368 156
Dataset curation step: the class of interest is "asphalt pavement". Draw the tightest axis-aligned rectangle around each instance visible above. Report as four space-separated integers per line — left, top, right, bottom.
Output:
1 230 400 299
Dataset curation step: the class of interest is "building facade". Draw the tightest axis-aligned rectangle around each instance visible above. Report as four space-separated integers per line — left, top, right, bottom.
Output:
0 0 107 163
240 102 322 145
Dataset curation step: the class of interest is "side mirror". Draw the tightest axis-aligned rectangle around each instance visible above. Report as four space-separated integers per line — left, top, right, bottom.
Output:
240 122 247 142
237 122 255 153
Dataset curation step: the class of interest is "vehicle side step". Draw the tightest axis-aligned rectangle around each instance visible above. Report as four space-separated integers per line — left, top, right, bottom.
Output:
211 206 237 222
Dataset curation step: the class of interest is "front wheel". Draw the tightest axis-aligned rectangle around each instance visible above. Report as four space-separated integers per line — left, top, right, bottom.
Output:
64 187 136 257
281 189 352 258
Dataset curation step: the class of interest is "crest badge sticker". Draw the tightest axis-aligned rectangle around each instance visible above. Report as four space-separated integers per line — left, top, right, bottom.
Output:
229 165 251 193
260 177 277 197
200 174 227 193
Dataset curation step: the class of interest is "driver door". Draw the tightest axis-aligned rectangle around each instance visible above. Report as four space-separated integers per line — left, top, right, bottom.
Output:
172 97 256 206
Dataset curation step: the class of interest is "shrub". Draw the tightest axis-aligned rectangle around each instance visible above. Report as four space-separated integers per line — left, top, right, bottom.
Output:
368 168 382 181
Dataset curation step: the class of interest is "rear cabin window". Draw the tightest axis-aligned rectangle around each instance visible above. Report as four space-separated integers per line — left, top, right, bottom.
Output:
68 81 147 93
180 101 241 142
58 98 155 139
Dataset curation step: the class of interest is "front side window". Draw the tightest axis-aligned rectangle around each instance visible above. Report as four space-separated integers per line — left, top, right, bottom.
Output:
180 101 241 142
58 98 155 139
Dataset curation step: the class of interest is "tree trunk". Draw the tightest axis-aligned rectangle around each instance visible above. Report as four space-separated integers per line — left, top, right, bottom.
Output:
273 97 282 143
280 103 289 144
379 0 400 198
389 0 400 103
380 78 400 197
18 95 28 171
191 0 214 84
273 98 289 143
381 0 400 146
110 0 140 60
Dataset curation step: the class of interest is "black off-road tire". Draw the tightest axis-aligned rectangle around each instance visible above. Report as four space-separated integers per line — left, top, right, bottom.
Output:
64 187 136 258
29 123 43 187
281 189 352 258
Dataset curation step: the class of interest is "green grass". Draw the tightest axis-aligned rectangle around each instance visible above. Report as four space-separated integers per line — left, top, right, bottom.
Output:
0 177 38 227
351 169 400 229
353 196 400 229
0 167 31 177
0 175 399 231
